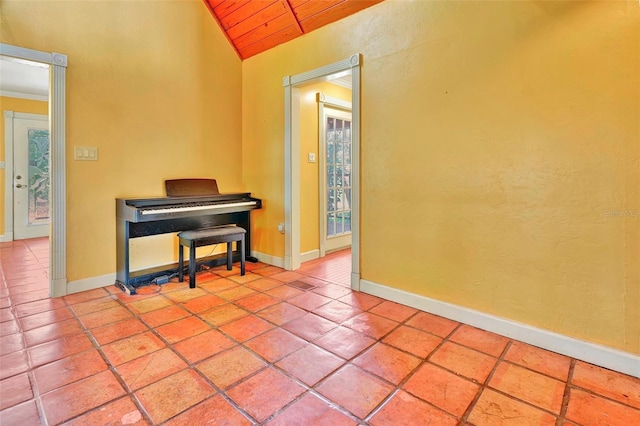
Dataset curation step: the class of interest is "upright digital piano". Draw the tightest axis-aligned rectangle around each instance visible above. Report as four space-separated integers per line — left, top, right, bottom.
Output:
115 192 262 294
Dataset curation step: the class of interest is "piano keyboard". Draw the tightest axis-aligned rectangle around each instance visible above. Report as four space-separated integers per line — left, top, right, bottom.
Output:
140 200 257 215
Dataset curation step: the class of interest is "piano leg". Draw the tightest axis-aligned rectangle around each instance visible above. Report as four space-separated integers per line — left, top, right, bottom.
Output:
115 219 137 295
241 213 259 263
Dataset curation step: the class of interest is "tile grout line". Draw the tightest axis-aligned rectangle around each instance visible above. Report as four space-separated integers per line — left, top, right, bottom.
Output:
111 270 334 424
104 280 259 425
363 313 465 423
228 270 384 424
27 368 49 426
200 269 361 424
562 362 640 412
556 359 576 426
9 243 51 426
459 340 513 424
129 279 261 422
60 293 156 426
224 277 362 423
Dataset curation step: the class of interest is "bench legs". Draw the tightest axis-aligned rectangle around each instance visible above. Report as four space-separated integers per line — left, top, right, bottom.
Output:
178 235 245 288
189 241 197 288
178 245 184 282
240 234 245 275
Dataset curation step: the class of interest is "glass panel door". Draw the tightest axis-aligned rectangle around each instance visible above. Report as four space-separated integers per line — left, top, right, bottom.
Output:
13 115 50 239
28 128 50 225
322 108 352 253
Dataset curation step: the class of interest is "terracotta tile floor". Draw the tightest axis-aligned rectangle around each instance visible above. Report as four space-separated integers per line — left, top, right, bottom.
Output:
1 238 640 425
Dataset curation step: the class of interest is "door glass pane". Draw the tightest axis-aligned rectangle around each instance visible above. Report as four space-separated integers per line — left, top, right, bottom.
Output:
344 211 352 232
326 113 351 237
327 118 335 162
344 142 351 165
325 114 352 240
345 121 351 143
336 211 344 234
27 129 50 225
327 212 335 237
328 189 335 212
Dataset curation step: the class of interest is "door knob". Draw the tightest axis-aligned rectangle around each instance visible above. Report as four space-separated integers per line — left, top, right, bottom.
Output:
16 175 22 180
15 184 24 188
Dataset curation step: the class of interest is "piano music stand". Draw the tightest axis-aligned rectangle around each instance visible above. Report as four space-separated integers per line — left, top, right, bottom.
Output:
165 178 219 197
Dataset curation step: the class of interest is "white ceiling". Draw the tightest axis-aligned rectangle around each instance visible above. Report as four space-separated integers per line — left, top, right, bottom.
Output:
0 56 49 101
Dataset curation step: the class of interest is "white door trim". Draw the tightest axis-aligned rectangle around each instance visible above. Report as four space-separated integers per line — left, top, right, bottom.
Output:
283 54 362 290
0 43 68 297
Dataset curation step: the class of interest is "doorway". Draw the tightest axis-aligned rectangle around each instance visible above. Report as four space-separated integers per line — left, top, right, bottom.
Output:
319 105 352 257
9 113 50 239
1 43 68 297
283 54 362 290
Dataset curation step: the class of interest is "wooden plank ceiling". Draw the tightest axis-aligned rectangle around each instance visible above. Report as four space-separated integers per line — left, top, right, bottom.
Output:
204 0 385 60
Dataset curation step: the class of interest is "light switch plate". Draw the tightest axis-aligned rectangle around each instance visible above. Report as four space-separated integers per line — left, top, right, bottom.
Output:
74 146 98 161
308 152 316 163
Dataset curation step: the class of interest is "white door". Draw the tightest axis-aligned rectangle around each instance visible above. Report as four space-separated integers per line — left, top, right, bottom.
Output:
319 107 352 256
13 115 50 239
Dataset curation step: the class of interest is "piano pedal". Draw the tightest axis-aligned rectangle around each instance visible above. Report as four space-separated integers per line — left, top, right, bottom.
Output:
199 264 211 271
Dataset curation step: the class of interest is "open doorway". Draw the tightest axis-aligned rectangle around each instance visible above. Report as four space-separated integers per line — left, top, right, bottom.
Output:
283 54 362 291
1 56 50 241
1 43 68 297
294 79 353 260
317 92 352 257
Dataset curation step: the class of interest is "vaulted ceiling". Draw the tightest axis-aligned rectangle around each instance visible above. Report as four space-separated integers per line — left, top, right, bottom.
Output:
204 0 384 60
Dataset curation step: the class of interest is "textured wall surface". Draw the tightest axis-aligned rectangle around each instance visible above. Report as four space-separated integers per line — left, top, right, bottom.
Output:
242 1 639 354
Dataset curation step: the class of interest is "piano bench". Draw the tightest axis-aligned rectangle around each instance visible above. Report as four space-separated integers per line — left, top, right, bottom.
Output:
177 226 246 288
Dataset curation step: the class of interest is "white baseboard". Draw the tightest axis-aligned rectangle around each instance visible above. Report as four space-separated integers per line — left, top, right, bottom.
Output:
51 277 67 298
64 254 286 297
62 259 639 379
360 279 640 379
251 251 284 268
300 249 319 263
0 232 13 242
67 273 116 295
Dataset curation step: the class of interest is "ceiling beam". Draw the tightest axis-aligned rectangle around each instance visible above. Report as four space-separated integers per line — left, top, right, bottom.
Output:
282 0 304 35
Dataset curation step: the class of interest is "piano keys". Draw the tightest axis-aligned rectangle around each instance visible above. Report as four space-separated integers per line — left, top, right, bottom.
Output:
115 193 262 294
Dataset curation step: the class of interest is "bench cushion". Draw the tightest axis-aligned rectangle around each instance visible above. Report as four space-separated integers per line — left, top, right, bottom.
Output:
178 226 246 240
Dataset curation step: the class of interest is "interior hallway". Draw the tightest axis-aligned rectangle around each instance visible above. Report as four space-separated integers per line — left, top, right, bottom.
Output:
1 238 639 425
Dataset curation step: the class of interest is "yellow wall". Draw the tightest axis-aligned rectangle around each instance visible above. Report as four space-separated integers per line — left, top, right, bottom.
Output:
0 96 49 236
242 1 640 354
1 1 242 278
298 82 352 253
